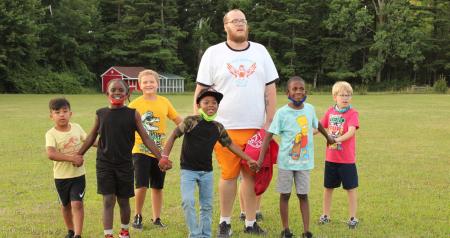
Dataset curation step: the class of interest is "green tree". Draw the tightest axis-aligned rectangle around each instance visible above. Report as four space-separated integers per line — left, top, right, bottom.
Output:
322 0 372 83
40 0 99 85
0 0 43 92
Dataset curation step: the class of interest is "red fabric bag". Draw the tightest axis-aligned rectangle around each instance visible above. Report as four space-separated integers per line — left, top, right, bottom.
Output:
241 129 278 195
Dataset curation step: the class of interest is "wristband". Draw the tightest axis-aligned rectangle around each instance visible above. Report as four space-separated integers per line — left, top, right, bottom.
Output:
161 154 169 159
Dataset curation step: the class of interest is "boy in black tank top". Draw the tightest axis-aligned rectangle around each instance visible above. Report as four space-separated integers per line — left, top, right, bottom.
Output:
78 79 163 238
160 88 258 238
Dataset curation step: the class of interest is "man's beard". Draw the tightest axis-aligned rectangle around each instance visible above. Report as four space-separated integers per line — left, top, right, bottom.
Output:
229 30 248 43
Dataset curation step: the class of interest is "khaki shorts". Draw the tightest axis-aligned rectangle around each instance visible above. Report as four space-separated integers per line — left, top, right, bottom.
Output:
277 168 310 194
214 129 257 180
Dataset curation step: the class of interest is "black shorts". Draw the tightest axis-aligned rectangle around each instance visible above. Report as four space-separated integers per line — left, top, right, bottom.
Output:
324 161 358 190
133 153 166 189
54 175 86 206
96 162 134 198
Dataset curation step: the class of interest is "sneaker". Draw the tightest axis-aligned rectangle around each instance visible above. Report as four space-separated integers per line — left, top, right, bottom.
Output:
104 235 114 238
244 222 267 236
65 230 74 238
239 212 246 221
318 214 330 225
132 214 143 230
73 236 81 238
347 217 359 229
302 231 313 238
119 228 130 238
151 218 166 228
280 228 293 238
256 212 263 221
217 221 232 238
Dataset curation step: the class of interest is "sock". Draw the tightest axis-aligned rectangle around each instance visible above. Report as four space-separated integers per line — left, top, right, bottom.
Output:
104 229 113 235
121 224 129 229
245 219 256 227
256 210 261 214
220 216 231 224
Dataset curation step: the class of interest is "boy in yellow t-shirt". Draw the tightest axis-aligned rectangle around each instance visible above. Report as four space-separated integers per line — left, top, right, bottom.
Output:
129 69 183 229
45 98 86 238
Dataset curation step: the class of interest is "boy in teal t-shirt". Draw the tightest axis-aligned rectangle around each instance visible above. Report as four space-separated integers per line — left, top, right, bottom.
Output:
257 76 333 238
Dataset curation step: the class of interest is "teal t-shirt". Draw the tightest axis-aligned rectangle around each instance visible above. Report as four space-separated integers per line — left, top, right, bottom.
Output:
269 103 318 170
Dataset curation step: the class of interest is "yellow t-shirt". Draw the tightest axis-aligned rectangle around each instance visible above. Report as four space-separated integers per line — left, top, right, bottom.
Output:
45 123 87 179
129 95 179 157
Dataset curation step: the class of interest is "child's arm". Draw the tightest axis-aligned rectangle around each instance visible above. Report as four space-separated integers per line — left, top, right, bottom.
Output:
256 132 273 169
317 122 335 145
173 116 183 125
135 111 162 159
226 143 259 172
46 147 84 166
160 127 183 171
334 126 356 143
78 116 99 156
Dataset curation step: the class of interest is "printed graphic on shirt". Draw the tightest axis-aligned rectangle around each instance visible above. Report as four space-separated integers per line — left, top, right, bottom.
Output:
60 136 81 155
328 114 345 150
139 111 163 153
289 115 309 164
226 59 256 87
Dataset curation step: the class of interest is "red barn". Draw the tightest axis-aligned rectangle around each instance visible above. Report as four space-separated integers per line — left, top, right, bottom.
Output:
101 66 145 92
100 66 185 93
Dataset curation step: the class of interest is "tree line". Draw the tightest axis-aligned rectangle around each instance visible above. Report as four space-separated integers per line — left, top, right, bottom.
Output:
0 0 448 93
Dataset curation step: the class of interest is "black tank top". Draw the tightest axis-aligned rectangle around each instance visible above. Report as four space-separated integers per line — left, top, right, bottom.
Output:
96 106 136 166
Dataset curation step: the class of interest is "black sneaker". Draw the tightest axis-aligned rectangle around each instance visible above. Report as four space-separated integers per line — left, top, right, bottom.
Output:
65 230 74 238
302 231 313 238
73 236 81 238
152 217 166 228
132 214 143 230
217 221 232 238
244 222 267 236
256 212 263 221
239 212 246 221
280 228 293 238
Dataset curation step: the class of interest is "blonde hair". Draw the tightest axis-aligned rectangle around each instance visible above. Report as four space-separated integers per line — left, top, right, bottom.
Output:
332 81 353 96
138 69 160 85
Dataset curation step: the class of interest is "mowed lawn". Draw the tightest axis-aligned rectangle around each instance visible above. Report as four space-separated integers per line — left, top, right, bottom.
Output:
0 93 448 238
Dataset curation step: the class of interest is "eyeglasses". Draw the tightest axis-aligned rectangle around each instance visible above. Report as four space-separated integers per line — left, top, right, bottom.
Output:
225 19 247 25
337 94 352 99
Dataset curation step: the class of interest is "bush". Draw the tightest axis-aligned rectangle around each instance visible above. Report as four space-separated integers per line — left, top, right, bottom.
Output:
433 78 448 94
8 68 83 93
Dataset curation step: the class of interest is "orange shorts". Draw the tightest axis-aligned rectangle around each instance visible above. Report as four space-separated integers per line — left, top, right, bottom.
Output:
214 129 258 180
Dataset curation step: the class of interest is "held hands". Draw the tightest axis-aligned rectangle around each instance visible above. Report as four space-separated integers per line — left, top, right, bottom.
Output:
326 134 336 146
72 154 84 167
158 158 173 172
247 159 260 172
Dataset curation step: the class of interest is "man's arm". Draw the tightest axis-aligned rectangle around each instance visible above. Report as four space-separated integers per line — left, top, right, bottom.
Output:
256 132 273 168
193 84 208 114
135 111 162 160
263 83 277 130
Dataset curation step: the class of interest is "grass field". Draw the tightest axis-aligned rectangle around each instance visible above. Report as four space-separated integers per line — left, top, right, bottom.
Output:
0 93 449 238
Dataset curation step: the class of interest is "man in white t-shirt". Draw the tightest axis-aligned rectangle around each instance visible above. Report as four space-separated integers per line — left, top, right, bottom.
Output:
193 9 278 237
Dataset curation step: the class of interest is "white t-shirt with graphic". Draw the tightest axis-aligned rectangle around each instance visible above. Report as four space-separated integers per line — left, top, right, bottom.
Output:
196 41 279 129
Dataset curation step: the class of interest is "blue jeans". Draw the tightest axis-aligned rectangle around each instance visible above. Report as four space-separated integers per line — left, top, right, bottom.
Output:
180 169 213 238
